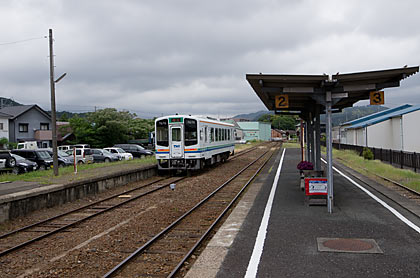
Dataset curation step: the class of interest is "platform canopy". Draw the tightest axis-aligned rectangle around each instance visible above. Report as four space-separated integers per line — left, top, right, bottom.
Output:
246 66 419 213
247 66 419 117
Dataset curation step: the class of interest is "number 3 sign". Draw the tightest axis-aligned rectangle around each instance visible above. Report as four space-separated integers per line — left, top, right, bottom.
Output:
275 94 289 108
370 91 384 105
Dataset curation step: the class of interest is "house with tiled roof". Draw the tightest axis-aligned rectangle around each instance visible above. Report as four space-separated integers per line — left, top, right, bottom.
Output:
0 105 52 148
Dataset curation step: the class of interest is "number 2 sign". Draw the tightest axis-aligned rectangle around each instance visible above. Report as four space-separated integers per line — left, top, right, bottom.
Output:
275 94 289 108
370 91 384 105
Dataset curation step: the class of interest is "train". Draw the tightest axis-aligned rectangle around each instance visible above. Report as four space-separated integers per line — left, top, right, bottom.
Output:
155 115 235 170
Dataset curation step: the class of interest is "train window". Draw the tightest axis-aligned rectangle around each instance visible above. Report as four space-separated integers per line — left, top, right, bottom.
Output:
156 119 169 146
222 129 225 141
210 128 214 142
215 128 218 141
205 127 208 143
184 118 197 146
172 127 181 141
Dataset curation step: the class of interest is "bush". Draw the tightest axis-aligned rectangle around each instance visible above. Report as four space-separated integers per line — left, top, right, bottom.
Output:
362 147 374 160
297 161 314 170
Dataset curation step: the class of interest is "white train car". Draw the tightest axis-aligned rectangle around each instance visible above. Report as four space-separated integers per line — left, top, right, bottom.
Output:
155 115 235 170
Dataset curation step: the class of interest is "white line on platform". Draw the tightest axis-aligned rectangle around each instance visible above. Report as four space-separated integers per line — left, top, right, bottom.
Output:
245 148 286 278
322 158 420 234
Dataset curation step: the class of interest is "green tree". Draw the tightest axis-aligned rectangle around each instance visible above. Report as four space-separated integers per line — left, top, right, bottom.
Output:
69 108 155 148
257 114 297 130
59 112 69 122
69 116 98 146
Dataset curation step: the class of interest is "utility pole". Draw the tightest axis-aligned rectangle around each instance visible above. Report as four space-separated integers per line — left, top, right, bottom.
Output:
49 29 59 176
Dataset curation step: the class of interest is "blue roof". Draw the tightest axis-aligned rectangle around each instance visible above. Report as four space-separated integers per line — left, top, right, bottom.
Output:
342 104 412 126
347 104 420 129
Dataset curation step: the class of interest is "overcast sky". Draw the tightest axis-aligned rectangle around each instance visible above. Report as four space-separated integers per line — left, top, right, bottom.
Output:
1 0 420 118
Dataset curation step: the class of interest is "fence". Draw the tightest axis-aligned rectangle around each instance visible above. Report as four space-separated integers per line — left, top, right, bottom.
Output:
330 142 419 172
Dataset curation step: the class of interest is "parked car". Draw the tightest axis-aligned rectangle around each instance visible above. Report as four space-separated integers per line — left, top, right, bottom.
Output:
104 147 133 160
91 149 120 163
45 149 74 167
11 149 53 170
0 150 17 168
17 141 38 150
10 154 38 174
58 145 73 152
73 144 90 149
65 148 94 164
114 144 154 158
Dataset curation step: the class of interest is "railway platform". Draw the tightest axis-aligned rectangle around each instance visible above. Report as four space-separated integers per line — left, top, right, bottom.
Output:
186 147 420 277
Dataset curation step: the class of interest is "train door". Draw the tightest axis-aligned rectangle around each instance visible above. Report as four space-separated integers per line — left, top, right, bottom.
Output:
170 126 184 158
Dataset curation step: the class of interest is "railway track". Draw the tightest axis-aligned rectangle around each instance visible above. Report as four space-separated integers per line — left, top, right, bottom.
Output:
0 142 279 277
332 159 420 219
334 157 420 200
0 176 185 257
0 143 267 259
370 172 420 199
103 142 279 277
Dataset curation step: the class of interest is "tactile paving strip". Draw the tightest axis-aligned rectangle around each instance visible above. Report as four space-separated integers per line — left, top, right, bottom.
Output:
317 238 383 254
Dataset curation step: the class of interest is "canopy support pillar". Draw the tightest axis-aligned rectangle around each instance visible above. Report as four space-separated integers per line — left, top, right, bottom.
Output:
326 91 334 213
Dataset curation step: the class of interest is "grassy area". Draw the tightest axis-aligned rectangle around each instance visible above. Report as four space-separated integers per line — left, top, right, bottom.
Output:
235 140 264 151
329 148 420 193
282 142 301 148
0 156 157 184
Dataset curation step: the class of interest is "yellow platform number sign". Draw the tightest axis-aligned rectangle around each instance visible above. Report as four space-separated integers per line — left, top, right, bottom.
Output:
275 94 289 109
370 91 384 105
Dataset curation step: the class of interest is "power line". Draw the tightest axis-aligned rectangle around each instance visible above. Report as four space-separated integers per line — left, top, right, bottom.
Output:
0 36 47 46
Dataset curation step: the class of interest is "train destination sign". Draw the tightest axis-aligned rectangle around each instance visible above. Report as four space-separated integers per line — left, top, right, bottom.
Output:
370 91 384 105
169 117 183 123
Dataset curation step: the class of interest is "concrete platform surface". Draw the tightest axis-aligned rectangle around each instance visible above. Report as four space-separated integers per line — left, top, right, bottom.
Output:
186 147 420 278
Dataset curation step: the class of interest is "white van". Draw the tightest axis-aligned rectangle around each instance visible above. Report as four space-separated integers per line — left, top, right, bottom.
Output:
65 148 94 164
58 145 73 151
17 141 38 150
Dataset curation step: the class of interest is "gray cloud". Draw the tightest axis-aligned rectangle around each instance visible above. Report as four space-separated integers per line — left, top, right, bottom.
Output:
1 0 419 118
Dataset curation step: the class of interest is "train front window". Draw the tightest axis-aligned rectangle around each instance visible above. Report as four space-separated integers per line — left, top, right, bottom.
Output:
156 119 169 146
172 128 181 141
184 118 198 146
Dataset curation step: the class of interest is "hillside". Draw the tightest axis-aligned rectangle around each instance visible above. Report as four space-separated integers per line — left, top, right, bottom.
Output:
233 110 271 121
0 97 22 108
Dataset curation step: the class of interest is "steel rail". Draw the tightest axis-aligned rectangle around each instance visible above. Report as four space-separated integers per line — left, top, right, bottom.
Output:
330 162 420 219
334 157 420 197
168 145 277 277
0 177 185 258
371 172 420 197
103 146 276 278
0 177 168 240
0 142 271 257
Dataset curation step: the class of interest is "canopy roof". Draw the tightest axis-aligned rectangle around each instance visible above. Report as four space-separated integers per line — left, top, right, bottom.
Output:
246 66 419 117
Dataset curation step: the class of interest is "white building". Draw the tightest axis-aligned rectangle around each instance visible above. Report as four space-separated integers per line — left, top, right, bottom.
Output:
340 104 420 152
0 112 10 140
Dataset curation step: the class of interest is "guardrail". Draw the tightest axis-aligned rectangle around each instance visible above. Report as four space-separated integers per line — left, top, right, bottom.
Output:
321 142 419 172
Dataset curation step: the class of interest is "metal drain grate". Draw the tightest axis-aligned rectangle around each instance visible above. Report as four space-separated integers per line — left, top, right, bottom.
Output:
317 238 383 254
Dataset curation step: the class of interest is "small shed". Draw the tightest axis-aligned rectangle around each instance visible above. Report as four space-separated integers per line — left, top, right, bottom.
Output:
237 122 271 141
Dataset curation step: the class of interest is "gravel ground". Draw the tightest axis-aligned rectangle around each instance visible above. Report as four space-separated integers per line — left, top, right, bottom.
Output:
0 143 277 278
